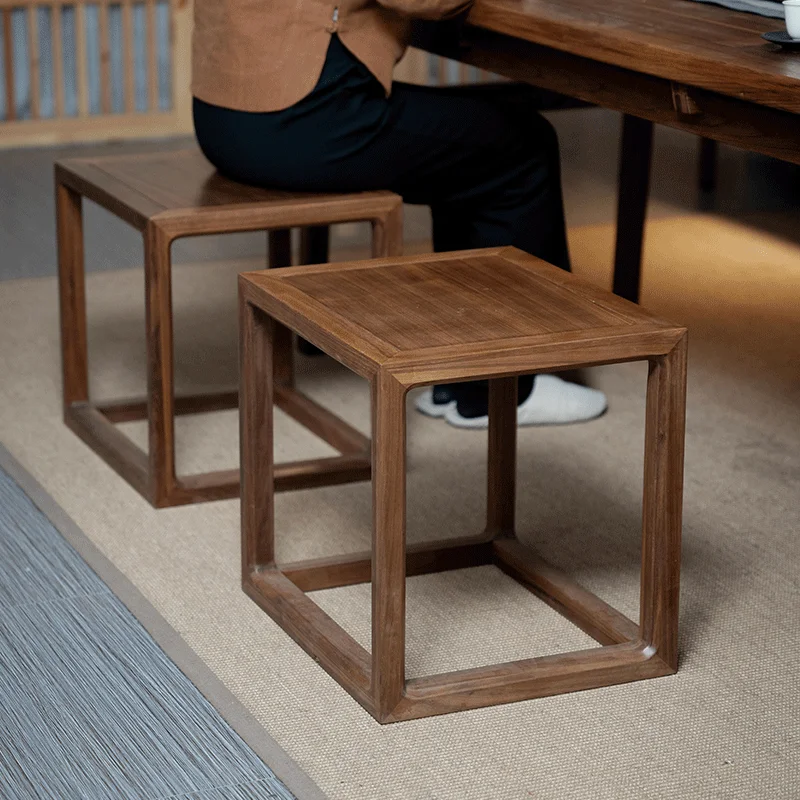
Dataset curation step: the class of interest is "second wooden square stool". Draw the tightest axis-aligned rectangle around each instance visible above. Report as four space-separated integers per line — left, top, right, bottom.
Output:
56 147 403 507
238 246 688 723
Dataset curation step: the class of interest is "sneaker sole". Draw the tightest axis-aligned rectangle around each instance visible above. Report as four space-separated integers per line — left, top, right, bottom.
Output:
445 376 608 429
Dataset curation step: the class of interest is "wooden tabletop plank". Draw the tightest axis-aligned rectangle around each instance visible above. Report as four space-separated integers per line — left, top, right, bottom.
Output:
468 0 800 113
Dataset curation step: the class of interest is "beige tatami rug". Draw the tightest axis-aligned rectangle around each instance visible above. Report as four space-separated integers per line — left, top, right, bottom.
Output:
1 215 798 799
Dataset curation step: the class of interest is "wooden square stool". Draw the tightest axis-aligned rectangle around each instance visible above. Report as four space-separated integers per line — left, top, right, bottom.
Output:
56 147 403 507
238 246 688 723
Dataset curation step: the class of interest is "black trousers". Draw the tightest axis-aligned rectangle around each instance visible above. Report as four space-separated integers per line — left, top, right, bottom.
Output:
194 34 570 268
194 34 571 406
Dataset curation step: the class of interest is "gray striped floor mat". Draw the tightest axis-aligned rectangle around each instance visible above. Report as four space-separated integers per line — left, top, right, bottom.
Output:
0 467 295 800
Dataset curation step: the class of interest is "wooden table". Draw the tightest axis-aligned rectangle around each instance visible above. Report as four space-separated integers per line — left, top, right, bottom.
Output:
413 0 800 299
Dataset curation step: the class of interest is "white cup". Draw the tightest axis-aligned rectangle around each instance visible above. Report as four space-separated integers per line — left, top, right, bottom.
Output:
784 0 800 40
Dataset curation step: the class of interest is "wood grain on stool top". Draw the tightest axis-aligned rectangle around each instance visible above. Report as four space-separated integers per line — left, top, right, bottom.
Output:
240 246 685 381
55 148 402 236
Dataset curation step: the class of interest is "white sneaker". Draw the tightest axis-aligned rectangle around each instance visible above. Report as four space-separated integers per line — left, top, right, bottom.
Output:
414 386 457 418
444 375 608 430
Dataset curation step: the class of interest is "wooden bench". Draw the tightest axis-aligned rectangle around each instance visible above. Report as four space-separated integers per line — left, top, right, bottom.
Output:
239 245 688 723
56 147 403 507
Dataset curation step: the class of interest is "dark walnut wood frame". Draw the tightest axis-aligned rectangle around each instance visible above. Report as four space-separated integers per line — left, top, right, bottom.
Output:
55 154 403 508
239 247 688 723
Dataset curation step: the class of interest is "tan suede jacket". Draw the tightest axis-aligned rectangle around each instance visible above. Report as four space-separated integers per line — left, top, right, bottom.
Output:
192 0 473 112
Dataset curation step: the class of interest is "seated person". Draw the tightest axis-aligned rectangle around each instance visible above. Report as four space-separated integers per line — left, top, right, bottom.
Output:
192 0 607 428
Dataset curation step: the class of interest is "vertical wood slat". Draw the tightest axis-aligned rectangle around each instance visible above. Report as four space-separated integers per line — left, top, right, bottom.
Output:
121 0 134 111
27 4 40 118
436 55 447 87
167 0 176 112
0 0 191 138
2 8 15 121
145 0 157 109
97 0 111 113
75 0 88 116
50 1 64 117
171 0 194 126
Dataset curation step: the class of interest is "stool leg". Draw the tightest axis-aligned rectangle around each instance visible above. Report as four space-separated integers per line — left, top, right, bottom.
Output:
267 229 294 386
267 229 292 268
299 226 330 264
371 372 407 720
239 295 275 575
487 377 517 537
297 228 330 356
144 222 176 506
56 180 88 411
640 334 687 672
372 202 404 258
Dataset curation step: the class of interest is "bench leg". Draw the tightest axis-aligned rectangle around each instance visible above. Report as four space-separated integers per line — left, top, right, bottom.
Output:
371 372 407 720
267 229 295 385
144 222 177 506
300 226 330 264
57 180 152 498
240 295 276 575
267 228 292 269
640 334 687 671
295 227 330 356
56 180 88 410
373 202 404 258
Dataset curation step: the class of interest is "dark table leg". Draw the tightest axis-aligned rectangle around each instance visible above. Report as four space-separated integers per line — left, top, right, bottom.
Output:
613 114 654 304
698 137 719 194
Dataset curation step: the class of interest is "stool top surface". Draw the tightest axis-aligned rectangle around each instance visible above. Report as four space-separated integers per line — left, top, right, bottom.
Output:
56 147 398 230
240 247 686 382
